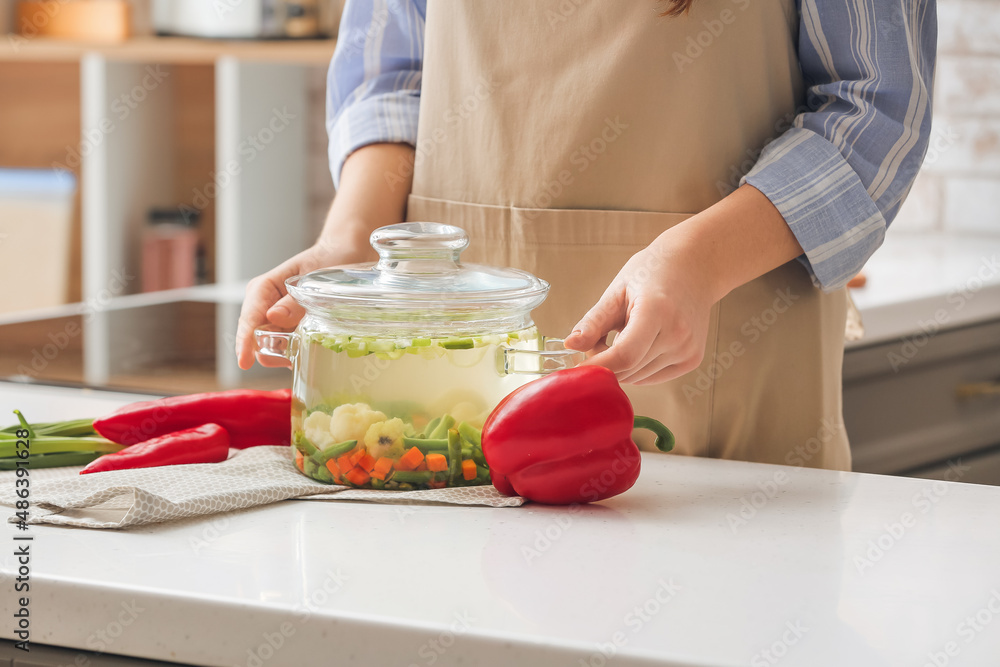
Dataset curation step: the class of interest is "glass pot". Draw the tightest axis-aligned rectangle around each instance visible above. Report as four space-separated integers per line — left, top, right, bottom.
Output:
255 223 583 490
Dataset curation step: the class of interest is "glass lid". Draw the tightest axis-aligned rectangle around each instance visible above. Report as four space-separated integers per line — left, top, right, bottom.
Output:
286 223 549 328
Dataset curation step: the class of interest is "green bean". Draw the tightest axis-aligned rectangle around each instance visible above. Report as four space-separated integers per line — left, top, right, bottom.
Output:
0 451 105 470
391 470 434 484
13 411 35 439
311 440 358 464
402 437 449 452
472 446 487 467
457 422 482 447
420 417 441 439
314 465 335 484
0 437 121 458
1 418 97 437
447 429 462 486
303 458 319 478
428 415 455 440
371 478 386 490
293 432 318 457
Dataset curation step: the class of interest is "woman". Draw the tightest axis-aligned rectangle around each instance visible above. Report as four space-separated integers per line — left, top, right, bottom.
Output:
237 0 935 471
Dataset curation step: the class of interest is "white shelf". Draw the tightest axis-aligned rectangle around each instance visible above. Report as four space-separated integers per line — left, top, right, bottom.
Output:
0 282 250 328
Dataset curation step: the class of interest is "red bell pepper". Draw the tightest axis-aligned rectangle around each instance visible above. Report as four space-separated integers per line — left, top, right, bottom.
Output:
80 423 230 474
93 389 291 448
481 366 674 504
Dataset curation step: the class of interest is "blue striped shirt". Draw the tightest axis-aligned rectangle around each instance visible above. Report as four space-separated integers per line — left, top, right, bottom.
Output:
327 0 936 291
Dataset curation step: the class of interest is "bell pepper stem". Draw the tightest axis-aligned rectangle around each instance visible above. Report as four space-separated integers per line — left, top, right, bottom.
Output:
633 416 675 452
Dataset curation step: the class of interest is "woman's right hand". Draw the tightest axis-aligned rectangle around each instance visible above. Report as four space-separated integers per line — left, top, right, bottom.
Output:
235 228 374 370
234 142 417 370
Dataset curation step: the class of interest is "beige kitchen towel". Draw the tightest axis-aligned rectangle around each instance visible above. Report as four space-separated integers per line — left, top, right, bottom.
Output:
0 446 523 529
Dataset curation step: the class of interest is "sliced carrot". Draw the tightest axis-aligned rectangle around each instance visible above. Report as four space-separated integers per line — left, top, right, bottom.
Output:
461 459 477 481
349 447 366 467
425 453 448 472
295 450 304 471
429 479 447 489
357 452 377 472
415 461 429 472
397 446 424 471
345 466 371 487
336 453 354 474
325 459 342 482
371 456 394 481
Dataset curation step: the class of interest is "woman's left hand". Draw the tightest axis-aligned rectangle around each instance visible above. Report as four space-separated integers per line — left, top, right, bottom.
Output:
563 233 716 386
563 185 804 386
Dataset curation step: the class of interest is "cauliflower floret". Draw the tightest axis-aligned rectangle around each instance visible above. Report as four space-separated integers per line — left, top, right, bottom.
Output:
364 418 407 460
302 411 335 449
329 403 387 443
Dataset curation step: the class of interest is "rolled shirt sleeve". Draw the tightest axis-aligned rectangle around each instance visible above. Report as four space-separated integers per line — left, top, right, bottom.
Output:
327 0 426 189
743 0 937 291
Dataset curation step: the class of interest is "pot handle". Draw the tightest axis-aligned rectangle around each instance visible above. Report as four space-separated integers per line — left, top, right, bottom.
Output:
254 327 296 364
498 338 586 376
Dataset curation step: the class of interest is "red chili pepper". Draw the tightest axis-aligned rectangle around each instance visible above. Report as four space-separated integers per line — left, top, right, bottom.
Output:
80 424 230 474
93 389 291 448
481 366 674 504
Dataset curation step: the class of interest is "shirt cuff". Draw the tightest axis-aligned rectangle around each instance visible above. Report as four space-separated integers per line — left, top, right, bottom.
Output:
742 127 887 292
327 90 421 190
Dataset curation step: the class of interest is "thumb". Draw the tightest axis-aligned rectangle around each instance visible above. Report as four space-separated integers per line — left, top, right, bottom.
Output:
564 285 626 352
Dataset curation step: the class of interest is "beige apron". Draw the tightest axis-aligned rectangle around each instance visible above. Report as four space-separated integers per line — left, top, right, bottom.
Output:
407 0 851 470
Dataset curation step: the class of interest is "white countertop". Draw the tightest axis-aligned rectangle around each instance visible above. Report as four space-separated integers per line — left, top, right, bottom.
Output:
2 383 1000 667
847 233 1000 347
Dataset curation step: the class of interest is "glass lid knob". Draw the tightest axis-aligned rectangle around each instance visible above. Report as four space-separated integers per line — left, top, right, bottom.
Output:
371 222 470 279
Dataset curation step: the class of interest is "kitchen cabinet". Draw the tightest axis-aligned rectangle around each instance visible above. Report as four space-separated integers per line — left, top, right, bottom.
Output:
844 317 1000 479
843 235 1000 484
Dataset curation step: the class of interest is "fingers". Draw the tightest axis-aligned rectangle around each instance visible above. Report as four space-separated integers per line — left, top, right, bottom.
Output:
583 296 661 375
563 283 626 352
236 274 287 370
630 361 700 386
619 349 701 385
